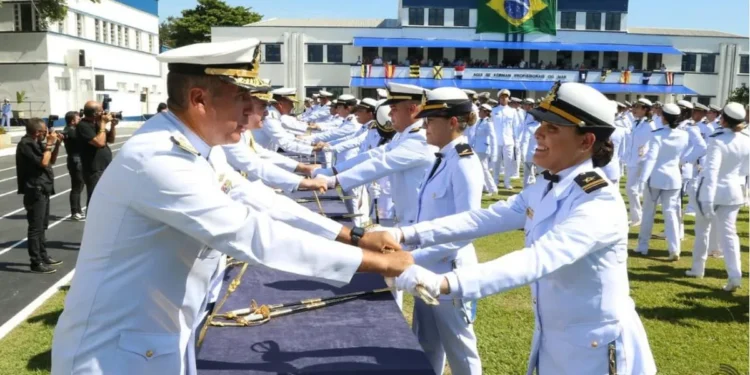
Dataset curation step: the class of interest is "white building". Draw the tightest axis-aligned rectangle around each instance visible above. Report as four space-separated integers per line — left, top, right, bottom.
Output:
0 0 166 124
212 0 748 106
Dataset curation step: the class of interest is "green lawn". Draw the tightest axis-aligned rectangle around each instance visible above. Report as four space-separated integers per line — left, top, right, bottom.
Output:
0 178 747 375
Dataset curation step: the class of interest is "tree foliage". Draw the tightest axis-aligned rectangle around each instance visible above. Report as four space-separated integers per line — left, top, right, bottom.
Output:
159 0 262 48
728 84 749 105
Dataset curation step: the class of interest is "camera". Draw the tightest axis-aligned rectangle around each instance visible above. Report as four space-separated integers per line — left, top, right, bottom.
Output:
109 111 123 120
48 115 59 127
102 95 112 112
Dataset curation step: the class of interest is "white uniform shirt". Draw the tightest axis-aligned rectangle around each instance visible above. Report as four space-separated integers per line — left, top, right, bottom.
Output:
470 117 497 156
310 114 361 144
280 114 310 135
491 104 518 146
253 107 314 156
696 129 750 207
222 131 303 193
638 127 690 190
401 159 655 375
601 126 627 182
625 117 656 166
519 114 539 161
50 112 363 375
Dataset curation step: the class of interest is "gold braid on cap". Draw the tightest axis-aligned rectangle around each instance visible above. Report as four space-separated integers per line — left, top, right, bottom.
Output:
204 46 262 79
538 82 585 126
421 103 449 110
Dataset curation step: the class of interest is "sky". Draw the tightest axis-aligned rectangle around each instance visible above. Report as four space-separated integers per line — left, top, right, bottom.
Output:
158 0 749 36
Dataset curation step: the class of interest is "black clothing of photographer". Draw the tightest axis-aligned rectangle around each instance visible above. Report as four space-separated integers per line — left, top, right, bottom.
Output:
15 118 63 274
77 101 117 206
61 111 85 219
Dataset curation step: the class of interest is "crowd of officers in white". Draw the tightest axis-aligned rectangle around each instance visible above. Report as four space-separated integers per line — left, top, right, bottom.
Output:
49 39 748 375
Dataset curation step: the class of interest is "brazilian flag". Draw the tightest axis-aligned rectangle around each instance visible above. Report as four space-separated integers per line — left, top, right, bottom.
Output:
477 0 557 35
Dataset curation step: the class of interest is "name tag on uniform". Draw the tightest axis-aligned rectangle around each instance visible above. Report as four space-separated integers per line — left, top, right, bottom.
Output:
526 207 534 219
638 146 646 157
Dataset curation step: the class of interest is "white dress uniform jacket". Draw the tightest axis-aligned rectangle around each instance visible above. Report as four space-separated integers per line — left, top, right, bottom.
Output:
402 160 656 375
309 114 361 144
469 117 496 156
222 131 304 193
321 121 435 226
253 107 314 156
280 114 310 135
329 120 373 156
491 105 519 187
51 113 363 375
601 126 626 184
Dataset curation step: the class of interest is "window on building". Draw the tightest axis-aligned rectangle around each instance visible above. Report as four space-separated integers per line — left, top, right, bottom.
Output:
560 12 576 29
15 3 33 32
740 55 749 74
408 8 424 25
455 48 471 61
76 13 83 37
149 34 154 53
583 51 599 69
80 79 92 92
407 48 423 63
529 50 539 66
58 20 64 34
101 21 107 43
94 19 101 42
55 77 71 91
110 24 115 45
124 27 130 47
265 44 281 62
585 12 601 30
135 30 141 50
34 7 45 31
327 44 343 63
362 47 379 63
603 51 618 69
454 8 469 26
489 49 498 66
382 47 398 64
646 53 662 71
428 8 444 26
627 52 643 70
504 49 524 66
604 13 621 31
556 51 572 69
117 25 122 46
700 54 716 73
13 5 21 31
696 96 712 106
307 45 324 63
117 82 127 92
681 53 697 71
427 48 444 64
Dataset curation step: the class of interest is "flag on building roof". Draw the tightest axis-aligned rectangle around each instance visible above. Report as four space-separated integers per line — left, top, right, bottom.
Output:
477 0 557 35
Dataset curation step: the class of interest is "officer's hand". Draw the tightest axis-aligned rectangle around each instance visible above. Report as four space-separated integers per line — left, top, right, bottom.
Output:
313 142 327 151
298 163 322 177
359 229 402 253
298 177 328 193
45 131 58 147
379 249 414 278
111 118 119 127
395 265 443 298
700 201 716 220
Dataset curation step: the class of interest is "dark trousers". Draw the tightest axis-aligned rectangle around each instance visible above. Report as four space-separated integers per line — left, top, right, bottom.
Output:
24 189 50 265
67 157 85 215
84 170 104 207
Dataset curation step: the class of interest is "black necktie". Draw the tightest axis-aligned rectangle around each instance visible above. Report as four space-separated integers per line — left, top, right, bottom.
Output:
542 170 560 196
427 153 443 181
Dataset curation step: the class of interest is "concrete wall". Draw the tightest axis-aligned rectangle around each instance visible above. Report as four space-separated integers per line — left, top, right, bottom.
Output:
0 64 51 118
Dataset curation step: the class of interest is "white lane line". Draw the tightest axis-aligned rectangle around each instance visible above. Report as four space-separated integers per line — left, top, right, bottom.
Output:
0 206 85 257
0 269 75 341
0 172 74 199
0 137 130 174
0 147 122 218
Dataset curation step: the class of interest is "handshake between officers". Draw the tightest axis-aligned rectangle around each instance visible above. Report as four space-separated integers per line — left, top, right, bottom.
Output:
49 39 411 375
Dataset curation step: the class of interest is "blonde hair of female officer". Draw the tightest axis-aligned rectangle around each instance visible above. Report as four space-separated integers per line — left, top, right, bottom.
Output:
633 104 690 261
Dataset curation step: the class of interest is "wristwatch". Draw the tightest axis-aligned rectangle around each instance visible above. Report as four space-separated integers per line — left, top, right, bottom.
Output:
350 226 365 246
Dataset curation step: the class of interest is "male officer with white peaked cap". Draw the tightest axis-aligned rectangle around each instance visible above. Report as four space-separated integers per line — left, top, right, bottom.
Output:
471 103 498 195
391 82 657 375
687 102 750 292
270 87 313 134
408 87 484 375
624 97 656 226
50 39 411 375
491 88 520 190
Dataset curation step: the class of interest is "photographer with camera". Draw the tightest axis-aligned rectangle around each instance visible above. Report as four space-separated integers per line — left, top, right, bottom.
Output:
77 100 117 206
15 118 63 273
61 111 85 220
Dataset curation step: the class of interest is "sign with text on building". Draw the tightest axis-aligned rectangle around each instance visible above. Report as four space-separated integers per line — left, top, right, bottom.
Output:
351 65 684 86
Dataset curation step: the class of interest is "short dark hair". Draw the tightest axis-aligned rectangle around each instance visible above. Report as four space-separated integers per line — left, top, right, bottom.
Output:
166 72 226 112
723 114 743 128
25 118 45 134
156 102 167 112
65 111 78 126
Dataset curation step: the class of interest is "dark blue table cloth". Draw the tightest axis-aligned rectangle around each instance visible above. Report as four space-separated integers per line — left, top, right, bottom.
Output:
196 189 434 374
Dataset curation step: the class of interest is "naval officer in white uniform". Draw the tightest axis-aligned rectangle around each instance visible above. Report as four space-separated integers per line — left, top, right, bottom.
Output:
634 103 690 260
470 104 498 194
410 87 483 375
687 102 750 292
252 88 316 154
392 82 657 375
624 98 656 226
50 39 412 375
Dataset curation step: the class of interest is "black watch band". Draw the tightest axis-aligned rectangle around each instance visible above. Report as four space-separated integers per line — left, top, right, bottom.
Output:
350 226 365 246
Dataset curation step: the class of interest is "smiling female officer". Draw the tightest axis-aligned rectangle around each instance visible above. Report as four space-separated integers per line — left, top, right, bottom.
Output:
391 82 656 375
412 87 483 375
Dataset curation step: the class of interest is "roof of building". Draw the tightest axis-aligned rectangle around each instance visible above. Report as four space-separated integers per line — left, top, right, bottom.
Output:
627 27 746 38
245 18 401 28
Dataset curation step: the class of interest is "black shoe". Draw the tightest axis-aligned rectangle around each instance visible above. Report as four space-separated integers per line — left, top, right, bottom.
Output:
42 257 63 266
31 263 57 274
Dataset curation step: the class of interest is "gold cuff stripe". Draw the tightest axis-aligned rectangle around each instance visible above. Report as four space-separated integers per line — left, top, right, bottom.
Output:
540 101 584 125
205 67 258 78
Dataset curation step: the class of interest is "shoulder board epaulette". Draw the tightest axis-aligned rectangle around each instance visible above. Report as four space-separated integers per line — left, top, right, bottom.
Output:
170 135 201 156
268 111 280 120
574 171 608 194
709 130 725 138
409 127 422 133
652 128 665 133
455 143 474 157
